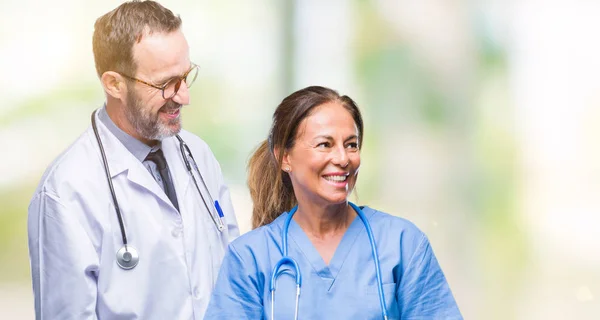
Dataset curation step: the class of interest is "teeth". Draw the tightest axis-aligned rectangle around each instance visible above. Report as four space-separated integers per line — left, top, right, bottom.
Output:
324 175 347 182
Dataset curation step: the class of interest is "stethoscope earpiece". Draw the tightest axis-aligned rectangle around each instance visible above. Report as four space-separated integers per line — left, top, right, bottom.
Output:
116 245 139 269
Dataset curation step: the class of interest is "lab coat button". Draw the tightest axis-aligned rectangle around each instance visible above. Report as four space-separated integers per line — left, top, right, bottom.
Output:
171 228 182 238
193 288 200 299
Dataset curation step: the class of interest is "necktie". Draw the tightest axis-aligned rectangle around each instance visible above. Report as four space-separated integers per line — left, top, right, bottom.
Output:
145 149 179 211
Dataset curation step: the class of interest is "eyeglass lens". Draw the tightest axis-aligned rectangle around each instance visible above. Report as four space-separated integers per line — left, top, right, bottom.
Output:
163 66 199 99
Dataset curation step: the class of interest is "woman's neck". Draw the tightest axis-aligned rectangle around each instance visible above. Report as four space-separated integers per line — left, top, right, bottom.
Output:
293 201 356 265
293 201 356 239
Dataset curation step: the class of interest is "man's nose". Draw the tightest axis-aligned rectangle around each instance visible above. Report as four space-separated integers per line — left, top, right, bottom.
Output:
171 82 190 105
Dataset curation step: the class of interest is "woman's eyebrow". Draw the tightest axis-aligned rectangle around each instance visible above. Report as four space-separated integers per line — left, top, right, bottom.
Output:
344 135 358 142
311 134 358 142
310 135 334 142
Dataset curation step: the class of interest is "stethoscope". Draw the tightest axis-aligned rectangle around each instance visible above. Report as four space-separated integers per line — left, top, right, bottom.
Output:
91 109 226 270
270 202 389 320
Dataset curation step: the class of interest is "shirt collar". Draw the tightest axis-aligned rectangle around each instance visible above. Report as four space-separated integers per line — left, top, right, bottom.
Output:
97 105 160 162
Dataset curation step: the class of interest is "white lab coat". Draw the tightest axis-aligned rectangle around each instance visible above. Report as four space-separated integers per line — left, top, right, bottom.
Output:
28 112 240 320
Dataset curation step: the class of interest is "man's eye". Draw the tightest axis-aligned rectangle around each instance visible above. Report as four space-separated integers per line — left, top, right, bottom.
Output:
163 78 179 88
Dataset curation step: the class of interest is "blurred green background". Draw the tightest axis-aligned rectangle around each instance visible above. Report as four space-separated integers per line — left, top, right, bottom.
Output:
1 0 599 319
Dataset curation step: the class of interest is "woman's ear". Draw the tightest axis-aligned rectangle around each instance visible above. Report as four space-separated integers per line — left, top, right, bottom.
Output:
274 147 291 172
280 149 292 173
101 71 127 100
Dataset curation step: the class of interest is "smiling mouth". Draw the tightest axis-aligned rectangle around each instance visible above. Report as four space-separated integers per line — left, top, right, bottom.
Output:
164 108 180 115
323 175 348 182
159 103 182 117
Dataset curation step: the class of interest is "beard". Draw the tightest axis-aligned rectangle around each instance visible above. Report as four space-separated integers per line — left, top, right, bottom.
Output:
124 87 182 141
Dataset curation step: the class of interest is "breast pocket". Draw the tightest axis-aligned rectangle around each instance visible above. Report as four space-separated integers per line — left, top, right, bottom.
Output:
367 283 399 319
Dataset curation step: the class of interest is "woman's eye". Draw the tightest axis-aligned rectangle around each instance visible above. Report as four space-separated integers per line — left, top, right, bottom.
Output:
316 142 330 148
346 142 359 149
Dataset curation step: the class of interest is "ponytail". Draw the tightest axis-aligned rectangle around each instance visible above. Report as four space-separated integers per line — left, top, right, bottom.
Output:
247 140 296 228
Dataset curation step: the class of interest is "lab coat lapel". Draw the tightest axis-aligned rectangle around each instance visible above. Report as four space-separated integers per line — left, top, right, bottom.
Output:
90 112 178 212
89 112 129 178
125 162 177 211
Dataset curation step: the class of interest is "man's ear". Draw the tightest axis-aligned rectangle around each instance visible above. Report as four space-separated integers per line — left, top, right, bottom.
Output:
101 71 127 100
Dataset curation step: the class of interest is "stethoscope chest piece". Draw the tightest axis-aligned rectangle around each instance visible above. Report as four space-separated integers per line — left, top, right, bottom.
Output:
116 245 139 270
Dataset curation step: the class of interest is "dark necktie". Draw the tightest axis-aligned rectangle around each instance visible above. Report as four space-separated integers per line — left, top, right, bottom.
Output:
145 149 179 211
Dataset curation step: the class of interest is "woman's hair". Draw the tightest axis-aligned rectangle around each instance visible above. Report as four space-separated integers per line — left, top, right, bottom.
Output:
92 0 182 78
247 86 364 228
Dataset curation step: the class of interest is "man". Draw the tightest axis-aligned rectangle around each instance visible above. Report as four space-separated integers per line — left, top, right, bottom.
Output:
27 1 239 319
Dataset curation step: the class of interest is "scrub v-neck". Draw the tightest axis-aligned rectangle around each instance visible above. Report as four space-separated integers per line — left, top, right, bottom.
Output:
286 213 364 290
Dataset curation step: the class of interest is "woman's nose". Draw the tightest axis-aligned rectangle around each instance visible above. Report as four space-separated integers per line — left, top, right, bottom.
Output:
333 146 349 167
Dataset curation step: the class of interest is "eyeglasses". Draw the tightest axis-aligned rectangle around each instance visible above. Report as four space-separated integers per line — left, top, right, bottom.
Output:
119 64 199 100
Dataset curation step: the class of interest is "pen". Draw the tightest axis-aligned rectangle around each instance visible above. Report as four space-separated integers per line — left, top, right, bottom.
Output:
214 200 225 218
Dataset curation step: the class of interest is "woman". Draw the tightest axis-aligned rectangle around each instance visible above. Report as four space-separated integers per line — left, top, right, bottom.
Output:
205 86 462 319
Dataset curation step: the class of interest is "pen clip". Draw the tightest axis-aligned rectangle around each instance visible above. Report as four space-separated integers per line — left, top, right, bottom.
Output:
214 200 225 231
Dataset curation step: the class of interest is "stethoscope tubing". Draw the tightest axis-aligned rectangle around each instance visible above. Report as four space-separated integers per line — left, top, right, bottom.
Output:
91 109 224 270
176 135 225 232
270 202 389 320
91 111 128 246
349 202 389 320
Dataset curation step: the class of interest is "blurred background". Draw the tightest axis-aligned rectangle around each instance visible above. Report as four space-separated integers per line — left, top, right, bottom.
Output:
1 0 599 318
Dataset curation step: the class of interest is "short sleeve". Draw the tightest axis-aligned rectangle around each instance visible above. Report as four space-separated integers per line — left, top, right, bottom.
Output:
396 235 463 319
204 244 264 319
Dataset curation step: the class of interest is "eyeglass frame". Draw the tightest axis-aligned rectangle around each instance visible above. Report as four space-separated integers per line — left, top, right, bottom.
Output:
118 63 199 100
